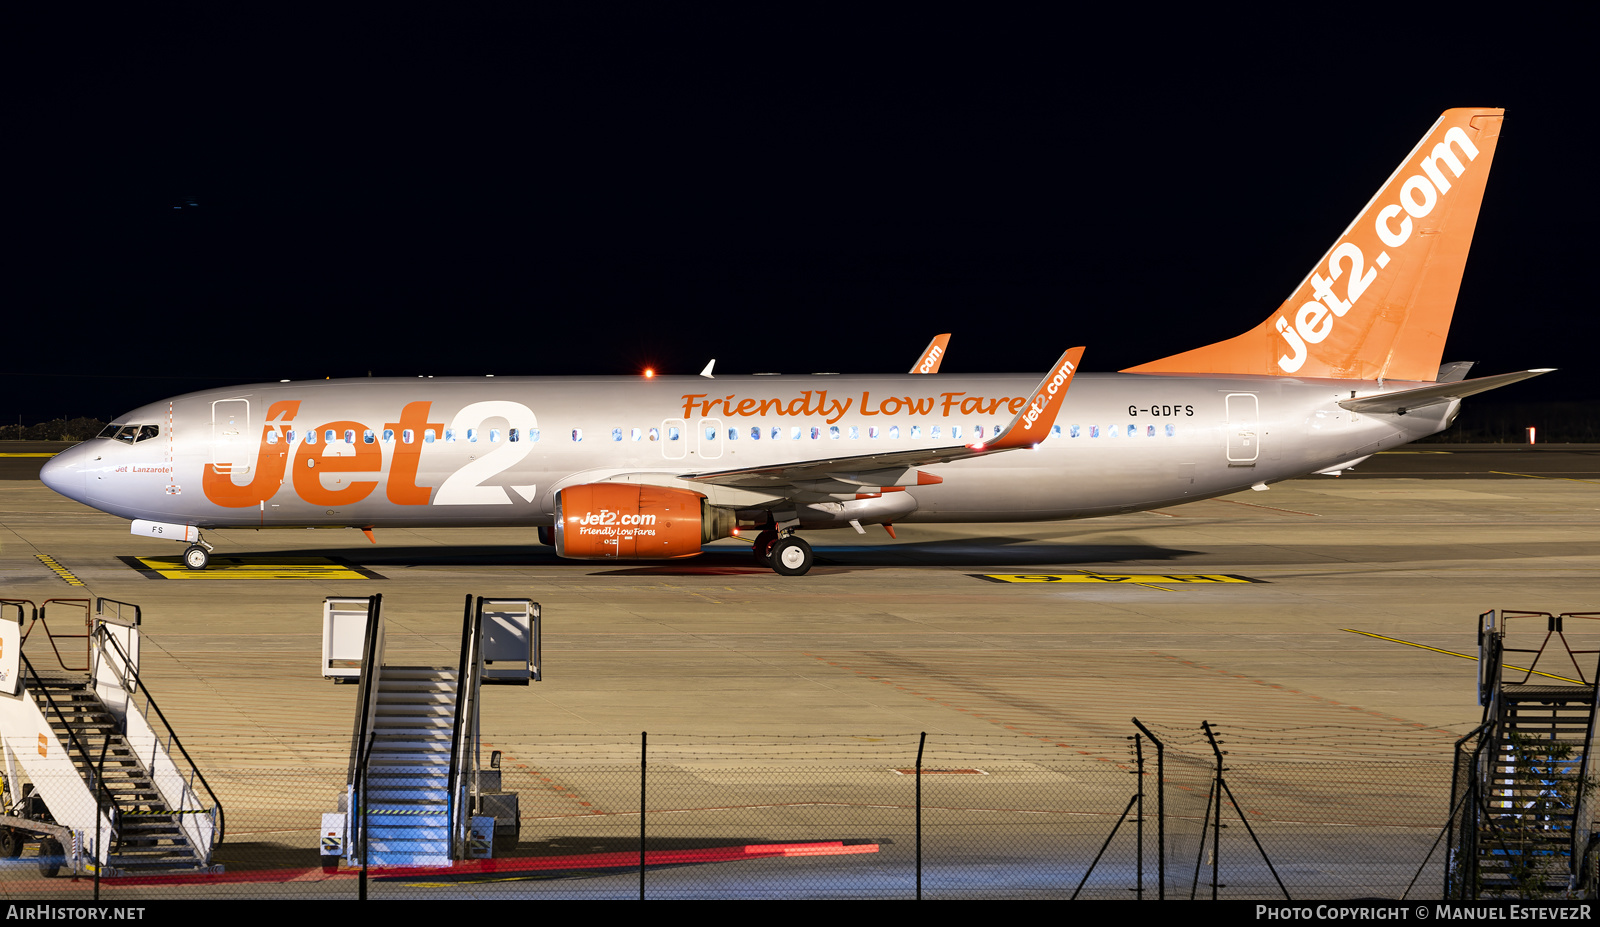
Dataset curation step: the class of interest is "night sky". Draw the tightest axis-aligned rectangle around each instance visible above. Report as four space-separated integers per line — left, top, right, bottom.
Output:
11 7 1594 425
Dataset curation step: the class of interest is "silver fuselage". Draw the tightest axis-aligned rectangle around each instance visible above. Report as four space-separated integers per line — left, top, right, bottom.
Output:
41 372 1452 532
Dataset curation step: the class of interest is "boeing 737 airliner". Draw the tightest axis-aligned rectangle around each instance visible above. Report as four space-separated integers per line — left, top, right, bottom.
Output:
41 109 1549 575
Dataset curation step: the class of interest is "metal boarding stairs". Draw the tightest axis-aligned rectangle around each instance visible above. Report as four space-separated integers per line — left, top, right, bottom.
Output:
0 598 222 878
1449 610 1600 898
322 593 539 869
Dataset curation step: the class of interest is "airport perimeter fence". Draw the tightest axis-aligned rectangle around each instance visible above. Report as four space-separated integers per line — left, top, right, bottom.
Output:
1 726 1481 901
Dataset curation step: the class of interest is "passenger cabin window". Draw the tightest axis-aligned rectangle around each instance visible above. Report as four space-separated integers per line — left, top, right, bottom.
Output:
423 429 436 443
364 430 376 444
612 428 622 442
572 429 583 442
490 429 502 443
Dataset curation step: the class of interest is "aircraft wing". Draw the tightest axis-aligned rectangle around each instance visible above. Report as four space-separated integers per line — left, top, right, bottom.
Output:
1338 368 1554 414
685 346 1083 488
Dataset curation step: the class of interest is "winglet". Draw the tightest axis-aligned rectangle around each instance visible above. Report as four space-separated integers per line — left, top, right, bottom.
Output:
977 347 1085 451
909 334 951 374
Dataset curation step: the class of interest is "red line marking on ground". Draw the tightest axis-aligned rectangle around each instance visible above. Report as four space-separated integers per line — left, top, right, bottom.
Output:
1217 498 1320 516
102 841 878 887
1149 652 1456 736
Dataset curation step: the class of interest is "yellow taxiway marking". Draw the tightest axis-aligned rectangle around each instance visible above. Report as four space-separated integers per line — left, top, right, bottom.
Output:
131 555 376 580
981 573 1263 588
1489 470 1600 485
1341 628 1584 684
36 554 86 587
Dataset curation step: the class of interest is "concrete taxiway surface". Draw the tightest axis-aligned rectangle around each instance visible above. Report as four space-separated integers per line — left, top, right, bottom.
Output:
1 447 1596 757
1 448 1597 899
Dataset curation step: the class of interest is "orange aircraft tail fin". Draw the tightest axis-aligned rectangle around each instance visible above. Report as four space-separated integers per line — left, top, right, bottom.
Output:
1123 108 1504 382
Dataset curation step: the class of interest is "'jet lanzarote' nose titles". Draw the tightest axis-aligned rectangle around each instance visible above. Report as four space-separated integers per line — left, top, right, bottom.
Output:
41 109 1549 575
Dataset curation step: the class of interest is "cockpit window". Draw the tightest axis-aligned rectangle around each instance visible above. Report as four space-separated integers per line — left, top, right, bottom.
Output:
105 423 159 443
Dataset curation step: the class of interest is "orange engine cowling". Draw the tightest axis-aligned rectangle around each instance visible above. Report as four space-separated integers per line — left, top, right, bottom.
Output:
554 483 735 560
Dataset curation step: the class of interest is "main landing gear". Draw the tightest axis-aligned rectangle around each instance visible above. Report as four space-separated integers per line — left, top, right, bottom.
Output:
770 536 813 576
751 528 813 576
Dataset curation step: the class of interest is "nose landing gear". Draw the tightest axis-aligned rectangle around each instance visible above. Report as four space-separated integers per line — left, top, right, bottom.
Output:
183 537 214 570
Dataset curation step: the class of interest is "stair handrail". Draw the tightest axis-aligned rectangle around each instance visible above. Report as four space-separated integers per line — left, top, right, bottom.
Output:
18 650 122 871
1493 611 1600 687
1444 720 1493 899
345 594 384 866
89 621 225 848
1564 613 1600 885
17 598 93 672
446 594 480 859
345 595 386 788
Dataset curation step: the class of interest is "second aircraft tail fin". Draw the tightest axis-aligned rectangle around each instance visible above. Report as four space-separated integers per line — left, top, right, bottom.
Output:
1124 108 1504 382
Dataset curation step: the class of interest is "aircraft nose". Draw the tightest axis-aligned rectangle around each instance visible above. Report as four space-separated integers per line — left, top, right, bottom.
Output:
38 444 87 500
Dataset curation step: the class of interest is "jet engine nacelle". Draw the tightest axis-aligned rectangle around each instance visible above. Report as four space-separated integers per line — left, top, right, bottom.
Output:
554 483 736 560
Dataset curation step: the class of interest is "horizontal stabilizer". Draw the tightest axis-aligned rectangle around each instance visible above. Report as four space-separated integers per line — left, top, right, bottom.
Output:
1338 369 1554 415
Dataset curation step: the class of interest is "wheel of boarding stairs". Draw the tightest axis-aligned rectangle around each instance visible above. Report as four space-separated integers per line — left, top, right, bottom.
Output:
37 837 62 878
0 827 22 859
